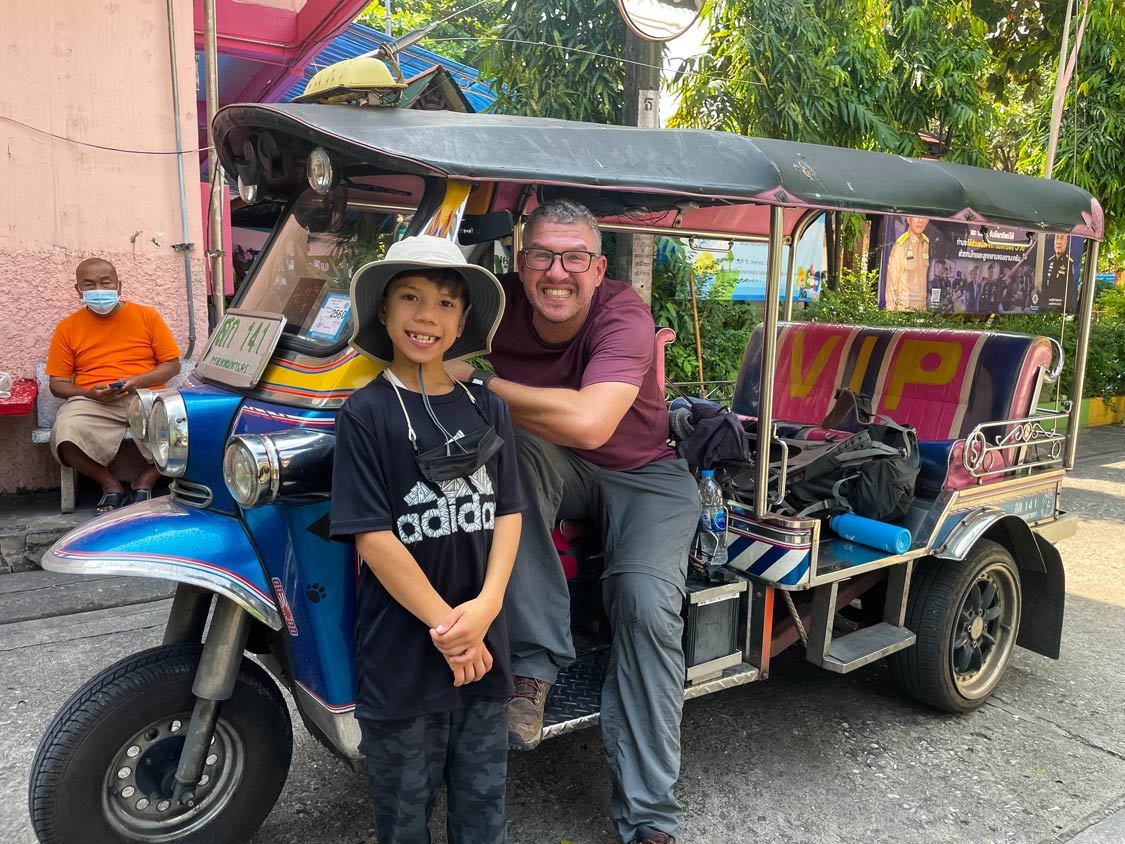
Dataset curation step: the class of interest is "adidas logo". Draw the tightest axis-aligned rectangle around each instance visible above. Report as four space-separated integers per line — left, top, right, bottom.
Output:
396 466 496 545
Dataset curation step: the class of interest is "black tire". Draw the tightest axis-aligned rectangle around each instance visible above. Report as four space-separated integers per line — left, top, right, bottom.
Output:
29 643 292 844
890 540 1021 713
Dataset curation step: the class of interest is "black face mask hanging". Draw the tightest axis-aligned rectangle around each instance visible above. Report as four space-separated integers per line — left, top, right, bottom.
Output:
384 367 503 484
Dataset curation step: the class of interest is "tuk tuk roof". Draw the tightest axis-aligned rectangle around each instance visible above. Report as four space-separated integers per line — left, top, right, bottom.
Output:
214 104 1103 240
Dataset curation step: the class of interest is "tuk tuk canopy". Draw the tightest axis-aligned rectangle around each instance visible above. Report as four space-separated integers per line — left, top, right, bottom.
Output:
214 104 1103 241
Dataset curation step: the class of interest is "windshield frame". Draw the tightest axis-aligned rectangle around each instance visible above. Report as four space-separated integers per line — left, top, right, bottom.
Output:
230 190 418 359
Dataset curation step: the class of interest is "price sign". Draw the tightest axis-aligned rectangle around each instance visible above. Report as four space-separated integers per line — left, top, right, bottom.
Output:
196 310 287 389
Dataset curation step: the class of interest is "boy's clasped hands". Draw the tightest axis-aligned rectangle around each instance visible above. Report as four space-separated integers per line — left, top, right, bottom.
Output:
429 594 500 687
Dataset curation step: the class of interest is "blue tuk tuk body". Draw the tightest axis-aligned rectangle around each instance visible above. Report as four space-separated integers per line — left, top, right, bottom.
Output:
28 99 1102 843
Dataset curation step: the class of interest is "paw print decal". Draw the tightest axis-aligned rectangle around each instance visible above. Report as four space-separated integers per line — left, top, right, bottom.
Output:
305 583 328 604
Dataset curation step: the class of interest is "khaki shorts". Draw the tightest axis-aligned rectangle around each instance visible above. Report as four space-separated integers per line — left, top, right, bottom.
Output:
50 396 154 467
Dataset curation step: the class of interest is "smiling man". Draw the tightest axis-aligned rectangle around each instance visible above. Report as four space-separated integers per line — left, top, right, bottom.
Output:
449 199 700 844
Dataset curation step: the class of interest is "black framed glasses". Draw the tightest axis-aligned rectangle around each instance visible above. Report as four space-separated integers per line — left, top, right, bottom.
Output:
520 248 600 273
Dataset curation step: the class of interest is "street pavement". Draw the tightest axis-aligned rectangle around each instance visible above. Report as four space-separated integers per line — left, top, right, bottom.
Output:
2 428 1123 843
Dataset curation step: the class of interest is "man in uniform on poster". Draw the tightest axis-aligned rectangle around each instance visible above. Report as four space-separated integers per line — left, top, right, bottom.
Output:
1043 234 1076 312
885 215 930 310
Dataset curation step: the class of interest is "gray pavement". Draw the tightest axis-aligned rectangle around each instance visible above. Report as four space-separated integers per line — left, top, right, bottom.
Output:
1 427 1123 843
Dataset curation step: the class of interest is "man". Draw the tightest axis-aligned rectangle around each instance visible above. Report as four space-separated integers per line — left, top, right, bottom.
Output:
449 200 699 844
1043 234 1075 311
47 258 181 511
927 259 952 312
884 216 930 310
981 262 1001 313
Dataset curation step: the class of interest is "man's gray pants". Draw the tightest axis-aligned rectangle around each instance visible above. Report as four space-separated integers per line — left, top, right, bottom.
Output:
507 432 700 843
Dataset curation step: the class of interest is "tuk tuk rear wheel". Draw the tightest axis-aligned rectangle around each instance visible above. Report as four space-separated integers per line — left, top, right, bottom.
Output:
889 541 1021 713
29 642 292 844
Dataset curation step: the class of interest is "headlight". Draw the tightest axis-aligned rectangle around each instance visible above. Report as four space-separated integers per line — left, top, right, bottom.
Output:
223 430 334 509
148 391 189 477
126 390 157 441
306 147 336 194
223 436 277 508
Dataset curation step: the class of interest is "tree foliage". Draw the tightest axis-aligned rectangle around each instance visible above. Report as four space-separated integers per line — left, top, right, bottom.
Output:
1015 0 1125 261
472 0 626 123
671 0 995 164
358 0 506 65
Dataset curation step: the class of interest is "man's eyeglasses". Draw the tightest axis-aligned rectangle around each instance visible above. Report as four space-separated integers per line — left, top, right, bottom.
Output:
520 248 600 273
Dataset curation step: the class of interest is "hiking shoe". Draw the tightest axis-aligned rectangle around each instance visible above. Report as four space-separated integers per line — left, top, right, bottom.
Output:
632 830 675 844
508 676 550 750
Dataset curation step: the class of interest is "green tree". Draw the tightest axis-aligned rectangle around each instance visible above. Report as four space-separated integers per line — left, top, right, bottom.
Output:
671 0 996 163
472 0 626 123
358 0 506 65
1016 0 1125 262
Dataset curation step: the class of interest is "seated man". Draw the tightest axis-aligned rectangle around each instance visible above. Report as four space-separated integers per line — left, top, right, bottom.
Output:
449 200 700 844
47 258 181 511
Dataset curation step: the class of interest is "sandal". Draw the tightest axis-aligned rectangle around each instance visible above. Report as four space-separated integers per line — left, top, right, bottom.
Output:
95 490 128 513
131 488 154 503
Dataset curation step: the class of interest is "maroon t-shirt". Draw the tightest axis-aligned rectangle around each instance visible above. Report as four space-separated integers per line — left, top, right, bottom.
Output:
488 273 675 471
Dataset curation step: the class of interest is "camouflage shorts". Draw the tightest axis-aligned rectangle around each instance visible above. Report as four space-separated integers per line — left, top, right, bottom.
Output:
361 698 508 843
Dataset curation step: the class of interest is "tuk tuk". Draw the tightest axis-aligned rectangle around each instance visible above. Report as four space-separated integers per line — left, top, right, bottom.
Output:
28 62 1103 844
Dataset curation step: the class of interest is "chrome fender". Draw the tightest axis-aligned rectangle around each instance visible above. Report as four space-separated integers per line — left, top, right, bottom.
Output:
42 498 283 630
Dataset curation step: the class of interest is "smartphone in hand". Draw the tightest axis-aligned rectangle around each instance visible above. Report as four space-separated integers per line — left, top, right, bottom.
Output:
107 380 126 391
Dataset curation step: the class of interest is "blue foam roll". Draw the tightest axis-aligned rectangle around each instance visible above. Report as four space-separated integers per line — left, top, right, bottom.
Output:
830 513 911 555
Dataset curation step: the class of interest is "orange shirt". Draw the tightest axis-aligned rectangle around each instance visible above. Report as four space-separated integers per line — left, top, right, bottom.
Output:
46 302 181 389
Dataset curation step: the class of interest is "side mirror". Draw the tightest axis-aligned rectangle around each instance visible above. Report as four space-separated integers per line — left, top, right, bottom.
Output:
459 211 513 246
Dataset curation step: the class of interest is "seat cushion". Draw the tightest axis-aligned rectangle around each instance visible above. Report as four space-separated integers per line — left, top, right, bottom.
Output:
732 322 1053 491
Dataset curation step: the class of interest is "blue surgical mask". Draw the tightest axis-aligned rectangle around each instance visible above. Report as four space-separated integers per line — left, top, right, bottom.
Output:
82 289 120 315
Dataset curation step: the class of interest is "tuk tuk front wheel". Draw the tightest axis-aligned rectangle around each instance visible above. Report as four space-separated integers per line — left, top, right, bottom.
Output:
29 642 292 844
889 541 1021 714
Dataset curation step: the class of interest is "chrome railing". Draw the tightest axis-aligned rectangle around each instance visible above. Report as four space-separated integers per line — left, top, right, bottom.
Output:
960 406 1070 479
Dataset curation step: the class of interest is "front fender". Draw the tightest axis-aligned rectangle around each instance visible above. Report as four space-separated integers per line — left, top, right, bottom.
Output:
42 498 283 630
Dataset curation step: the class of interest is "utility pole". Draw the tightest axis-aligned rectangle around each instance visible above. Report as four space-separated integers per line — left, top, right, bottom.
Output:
616 31 662 305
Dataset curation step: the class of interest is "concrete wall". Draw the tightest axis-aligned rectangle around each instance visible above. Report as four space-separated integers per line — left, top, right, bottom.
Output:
0 0 208 493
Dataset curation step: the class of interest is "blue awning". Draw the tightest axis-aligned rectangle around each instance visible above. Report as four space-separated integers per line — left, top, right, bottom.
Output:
279 22 496 113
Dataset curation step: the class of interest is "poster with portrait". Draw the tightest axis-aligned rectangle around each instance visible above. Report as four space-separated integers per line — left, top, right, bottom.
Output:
879 217 1082 314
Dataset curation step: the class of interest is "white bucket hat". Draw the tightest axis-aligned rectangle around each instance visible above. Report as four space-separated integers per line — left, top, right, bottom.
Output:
349 235 505 365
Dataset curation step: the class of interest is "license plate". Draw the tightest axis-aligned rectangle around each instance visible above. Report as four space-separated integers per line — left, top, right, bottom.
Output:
196 310 287 389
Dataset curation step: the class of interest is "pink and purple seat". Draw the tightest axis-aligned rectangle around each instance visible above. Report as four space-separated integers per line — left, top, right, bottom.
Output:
732 322 1055 495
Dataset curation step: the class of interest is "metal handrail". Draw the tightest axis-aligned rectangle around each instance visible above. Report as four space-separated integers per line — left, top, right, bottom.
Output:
960 407 1070 479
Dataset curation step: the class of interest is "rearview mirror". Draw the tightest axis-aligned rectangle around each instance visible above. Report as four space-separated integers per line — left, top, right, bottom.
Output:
459 211 513 246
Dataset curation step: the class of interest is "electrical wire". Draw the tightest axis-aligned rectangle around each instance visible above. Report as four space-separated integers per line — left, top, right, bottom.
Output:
429 36 765 89
0 113 213 156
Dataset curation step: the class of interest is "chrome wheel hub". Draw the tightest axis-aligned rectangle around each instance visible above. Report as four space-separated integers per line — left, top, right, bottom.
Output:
951 564 1019 699
102 713 243 841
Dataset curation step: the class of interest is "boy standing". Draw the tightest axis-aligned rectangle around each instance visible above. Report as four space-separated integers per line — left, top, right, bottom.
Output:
331 236 523 844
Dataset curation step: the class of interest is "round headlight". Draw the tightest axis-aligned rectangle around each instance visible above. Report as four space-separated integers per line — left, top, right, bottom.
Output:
223 436 278 508
126 390 156 442
306 147 335 195
148 392 189 477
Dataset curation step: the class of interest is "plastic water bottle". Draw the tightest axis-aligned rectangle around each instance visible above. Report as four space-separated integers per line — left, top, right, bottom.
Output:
696 469 728 568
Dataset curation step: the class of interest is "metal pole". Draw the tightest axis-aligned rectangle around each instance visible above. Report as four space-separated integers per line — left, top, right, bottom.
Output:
204 0 226 322
165 0 197 359
1064 238 1099 469
755 206 784 517
619 31 661 306
783 237 796 322
385 0 392 35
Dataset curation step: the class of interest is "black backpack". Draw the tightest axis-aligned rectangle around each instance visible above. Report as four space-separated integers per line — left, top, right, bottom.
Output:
783 390 920 521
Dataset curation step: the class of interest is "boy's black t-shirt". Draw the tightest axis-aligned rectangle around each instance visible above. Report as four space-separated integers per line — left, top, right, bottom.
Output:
330 375 525 721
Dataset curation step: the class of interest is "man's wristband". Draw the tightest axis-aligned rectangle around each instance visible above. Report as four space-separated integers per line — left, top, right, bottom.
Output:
468 368 496 391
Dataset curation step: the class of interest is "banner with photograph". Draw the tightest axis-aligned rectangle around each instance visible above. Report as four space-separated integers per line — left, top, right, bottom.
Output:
676 215 827 302
879 216 1083 314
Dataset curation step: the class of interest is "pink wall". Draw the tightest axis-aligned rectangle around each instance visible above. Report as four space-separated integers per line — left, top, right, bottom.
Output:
0 0 209 493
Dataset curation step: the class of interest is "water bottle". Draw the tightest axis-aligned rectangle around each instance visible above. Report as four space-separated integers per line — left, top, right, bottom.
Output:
696 469 728 568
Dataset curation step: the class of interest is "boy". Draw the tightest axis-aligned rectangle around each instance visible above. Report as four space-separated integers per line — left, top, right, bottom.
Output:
331 235 523 844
